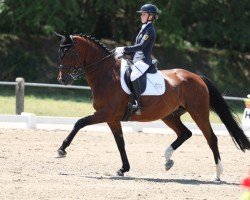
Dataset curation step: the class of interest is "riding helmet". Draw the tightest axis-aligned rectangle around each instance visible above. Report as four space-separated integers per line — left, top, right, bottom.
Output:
137 4 159 14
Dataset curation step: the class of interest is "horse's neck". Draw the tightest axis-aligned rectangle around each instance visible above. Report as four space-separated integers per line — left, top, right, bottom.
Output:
82 39 120 88
85 59 120 89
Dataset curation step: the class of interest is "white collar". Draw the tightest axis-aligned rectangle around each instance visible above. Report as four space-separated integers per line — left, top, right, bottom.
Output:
141 22 152 31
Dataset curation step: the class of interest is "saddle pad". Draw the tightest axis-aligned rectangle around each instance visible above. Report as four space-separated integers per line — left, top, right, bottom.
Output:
120 59 166 96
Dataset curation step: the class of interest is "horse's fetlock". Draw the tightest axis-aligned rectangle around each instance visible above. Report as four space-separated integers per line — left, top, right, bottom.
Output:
58 141 69 152
122 164 130 172
62 140 70 148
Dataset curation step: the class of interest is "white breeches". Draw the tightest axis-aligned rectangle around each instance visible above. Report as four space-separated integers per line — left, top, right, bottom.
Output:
130 61 149 81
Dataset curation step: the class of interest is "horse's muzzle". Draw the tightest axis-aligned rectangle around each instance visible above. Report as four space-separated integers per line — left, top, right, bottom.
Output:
57 77 65 85
57 74 74 85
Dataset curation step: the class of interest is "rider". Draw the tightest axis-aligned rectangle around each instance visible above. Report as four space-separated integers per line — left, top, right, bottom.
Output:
115 4 159 115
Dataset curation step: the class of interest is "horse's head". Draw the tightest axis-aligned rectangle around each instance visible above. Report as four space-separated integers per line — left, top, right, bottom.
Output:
55 32 116 85
55 32 84 85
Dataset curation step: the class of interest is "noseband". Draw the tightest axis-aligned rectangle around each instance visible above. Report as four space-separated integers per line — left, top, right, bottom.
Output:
58 37 115 80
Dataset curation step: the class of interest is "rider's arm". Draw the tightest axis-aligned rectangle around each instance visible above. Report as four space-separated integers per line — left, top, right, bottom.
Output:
124 31 151 54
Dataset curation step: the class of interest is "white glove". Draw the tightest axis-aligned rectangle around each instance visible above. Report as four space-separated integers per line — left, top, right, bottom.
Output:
115 47 124 59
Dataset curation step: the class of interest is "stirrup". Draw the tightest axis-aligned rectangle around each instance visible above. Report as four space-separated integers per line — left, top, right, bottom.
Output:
132 101 142 115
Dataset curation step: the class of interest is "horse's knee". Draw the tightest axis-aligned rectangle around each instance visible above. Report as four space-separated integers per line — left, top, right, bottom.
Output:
74 118 88 130
73 122 82 130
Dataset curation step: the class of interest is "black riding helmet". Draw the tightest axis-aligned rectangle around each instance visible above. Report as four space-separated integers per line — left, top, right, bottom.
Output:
137 4 159 14
137 4 159 21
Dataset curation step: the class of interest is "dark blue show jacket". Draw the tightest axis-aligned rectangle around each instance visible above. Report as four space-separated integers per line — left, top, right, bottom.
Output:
124 22 156 66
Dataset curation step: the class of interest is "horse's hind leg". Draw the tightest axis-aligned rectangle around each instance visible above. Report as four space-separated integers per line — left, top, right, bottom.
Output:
162 112 192 171
187 106 223 181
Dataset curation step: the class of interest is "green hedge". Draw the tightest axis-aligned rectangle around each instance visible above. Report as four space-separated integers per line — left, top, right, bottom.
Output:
1 0 249 51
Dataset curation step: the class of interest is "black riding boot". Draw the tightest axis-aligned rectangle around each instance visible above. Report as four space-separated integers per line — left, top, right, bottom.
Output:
131 79 143 115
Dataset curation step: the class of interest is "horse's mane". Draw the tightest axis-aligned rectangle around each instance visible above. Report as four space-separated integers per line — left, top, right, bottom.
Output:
76 34 112 54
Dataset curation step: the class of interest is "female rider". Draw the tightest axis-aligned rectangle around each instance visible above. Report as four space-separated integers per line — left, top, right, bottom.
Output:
115 4 159 115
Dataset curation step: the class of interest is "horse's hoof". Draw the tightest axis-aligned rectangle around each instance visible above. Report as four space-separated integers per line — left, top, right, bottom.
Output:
54 149 67 158
212 177 221 183
165 159 174 171
116 169 124 176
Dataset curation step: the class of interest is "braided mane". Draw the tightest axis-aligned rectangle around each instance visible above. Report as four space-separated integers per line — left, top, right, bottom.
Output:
76 33 112 54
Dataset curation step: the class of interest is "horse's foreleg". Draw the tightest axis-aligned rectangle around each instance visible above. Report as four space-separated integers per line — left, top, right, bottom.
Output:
55 114 105 158
162 115 192 170
108 121 130 176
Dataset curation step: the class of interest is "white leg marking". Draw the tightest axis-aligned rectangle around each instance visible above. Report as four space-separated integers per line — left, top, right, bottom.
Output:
164 146 174 162
213 159 223 181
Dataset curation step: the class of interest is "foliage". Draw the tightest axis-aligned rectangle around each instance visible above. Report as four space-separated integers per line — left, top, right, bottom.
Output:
0 0 249 51
0 0 249 96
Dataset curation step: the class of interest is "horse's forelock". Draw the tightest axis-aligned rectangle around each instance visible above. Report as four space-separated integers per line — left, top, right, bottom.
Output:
58 35 75 59
60 35 73 46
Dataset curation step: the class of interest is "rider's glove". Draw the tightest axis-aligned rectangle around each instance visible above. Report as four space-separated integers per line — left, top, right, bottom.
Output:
115 47 124 59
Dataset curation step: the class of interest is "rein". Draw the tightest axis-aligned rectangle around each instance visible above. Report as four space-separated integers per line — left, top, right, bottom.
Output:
59 51 115 80
81 50 116 76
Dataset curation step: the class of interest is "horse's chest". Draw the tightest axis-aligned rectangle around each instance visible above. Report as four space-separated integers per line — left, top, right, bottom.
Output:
91 92 109 110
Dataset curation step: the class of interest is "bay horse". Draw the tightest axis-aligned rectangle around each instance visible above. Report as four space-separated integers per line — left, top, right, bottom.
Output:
54 32 250 181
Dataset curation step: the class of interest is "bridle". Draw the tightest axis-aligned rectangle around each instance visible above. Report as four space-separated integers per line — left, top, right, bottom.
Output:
58 37 116 80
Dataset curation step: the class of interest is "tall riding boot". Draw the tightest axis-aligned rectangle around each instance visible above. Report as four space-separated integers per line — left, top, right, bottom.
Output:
131 79 143 115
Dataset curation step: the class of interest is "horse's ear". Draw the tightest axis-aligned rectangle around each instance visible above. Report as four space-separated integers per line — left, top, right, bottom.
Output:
54 32 64 40
64 31 73 44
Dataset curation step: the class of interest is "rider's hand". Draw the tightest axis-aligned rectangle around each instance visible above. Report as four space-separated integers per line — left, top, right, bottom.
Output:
115 47 124 59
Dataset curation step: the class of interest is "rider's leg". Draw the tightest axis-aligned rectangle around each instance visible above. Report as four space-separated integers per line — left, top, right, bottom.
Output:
130 61 149 115
131 79 142 114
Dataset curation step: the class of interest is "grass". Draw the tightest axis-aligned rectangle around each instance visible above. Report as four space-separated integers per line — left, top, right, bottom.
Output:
0 86 95 117
27 96 94 117
0 86 245 123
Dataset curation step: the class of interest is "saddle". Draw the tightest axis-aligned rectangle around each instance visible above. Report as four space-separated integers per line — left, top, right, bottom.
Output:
124 59 158 94
121 59 166 121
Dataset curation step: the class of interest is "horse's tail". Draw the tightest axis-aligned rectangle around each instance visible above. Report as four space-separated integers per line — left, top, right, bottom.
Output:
201 76 250 152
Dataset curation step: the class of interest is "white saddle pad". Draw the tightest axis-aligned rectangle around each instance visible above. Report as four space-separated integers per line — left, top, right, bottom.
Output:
120 59 166 96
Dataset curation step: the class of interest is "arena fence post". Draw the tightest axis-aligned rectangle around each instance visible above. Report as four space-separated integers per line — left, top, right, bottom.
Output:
15 77 25 115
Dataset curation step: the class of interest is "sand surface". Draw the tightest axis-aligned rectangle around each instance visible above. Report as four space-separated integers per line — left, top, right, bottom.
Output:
0 128 249 200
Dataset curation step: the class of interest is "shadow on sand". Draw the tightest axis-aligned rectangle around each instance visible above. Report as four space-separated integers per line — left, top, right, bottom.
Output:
58 172 239 186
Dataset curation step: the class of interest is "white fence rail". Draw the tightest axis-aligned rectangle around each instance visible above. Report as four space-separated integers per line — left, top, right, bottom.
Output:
0 113 249 136
0 78 248 115
0 80 91 89
0 78 91 114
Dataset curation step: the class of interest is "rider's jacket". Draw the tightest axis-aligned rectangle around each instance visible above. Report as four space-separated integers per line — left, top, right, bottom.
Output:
124 22 156 66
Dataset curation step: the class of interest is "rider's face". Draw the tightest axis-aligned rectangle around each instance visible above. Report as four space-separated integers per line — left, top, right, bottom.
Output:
140 12 149 23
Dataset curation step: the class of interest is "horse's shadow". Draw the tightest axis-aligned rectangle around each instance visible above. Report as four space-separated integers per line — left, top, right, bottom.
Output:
59 172 239 186
85 175 239 186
